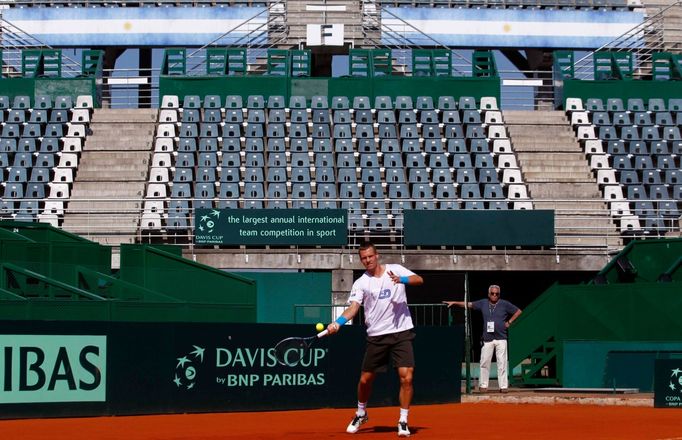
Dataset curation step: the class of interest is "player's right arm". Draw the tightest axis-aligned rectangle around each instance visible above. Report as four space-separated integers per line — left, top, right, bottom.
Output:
443 300 473 308
327 301 361 335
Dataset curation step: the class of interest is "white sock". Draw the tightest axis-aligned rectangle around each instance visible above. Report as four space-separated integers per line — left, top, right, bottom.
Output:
357 402 367 416
399 408 409 423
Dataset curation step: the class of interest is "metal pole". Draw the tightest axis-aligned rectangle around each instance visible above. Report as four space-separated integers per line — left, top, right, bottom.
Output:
464 272 471 394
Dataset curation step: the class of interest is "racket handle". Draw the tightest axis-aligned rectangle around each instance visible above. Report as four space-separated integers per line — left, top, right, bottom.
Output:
317 329 329 338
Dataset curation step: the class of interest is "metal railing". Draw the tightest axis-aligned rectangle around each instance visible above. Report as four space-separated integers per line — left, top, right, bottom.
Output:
293 303 452 326
573 1 681 80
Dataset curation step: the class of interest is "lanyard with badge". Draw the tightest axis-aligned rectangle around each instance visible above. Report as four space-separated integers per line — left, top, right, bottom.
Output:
487 302 497 333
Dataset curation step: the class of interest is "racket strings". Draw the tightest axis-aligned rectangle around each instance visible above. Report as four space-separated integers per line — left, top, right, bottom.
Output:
274 338 309 367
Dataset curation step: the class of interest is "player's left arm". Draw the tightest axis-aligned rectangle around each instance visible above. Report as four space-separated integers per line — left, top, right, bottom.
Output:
388 267 423 286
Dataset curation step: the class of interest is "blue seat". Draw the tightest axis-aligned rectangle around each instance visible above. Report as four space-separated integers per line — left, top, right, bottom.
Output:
225 95 243 109
619 170 639 185
171 182 192 198
312 109 330 123
313 139 332 153
416 96 434 110
247 95 265 109
335 139 353 153
357 138 377 153
204 95 221 109
267 95 285 109
181 109 200 123
355 110 373 124
606 98 625 112
7 109 26 123
243 182 265 209
443 124 464 139
337 168 357 183
380 139 400 153
420 110 439 124
374 96 392 110
220 167 240 183
438 96 457 110
174 168 194 183
398 110 416 124
291 183 313 209
311 96 328 109
248 109 266 123
218 183 240 209
405 153 425 168
13 96 31 109
333 110 351 124
8 167 28 182
183 95 201 109
291 109 308 123
197 167 217 182
39 137 61 153
13 153 34 168
17 138 37 153
331 96 350 110
639 169 661 185
378 124 397 139
377 110 396 124
436 184 459 210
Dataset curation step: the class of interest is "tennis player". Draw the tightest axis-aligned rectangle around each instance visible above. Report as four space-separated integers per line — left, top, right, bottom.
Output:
327 241 423 437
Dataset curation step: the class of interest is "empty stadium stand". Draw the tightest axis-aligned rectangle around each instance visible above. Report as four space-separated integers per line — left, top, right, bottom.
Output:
0 95 92 228
142 94 534 240
566 96 682 238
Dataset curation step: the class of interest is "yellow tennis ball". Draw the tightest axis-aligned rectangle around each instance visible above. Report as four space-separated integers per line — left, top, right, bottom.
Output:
316 322 324 332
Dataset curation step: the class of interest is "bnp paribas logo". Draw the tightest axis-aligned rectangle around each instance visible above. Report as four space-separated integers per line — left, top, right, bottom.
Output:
197 210 220 234
668 368 682 394
173 345 205 390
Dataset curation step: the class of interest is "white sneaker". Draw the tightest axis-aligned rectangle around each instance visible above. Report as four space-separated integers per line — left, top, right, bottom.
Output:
398 421 410 437
346 413 368 434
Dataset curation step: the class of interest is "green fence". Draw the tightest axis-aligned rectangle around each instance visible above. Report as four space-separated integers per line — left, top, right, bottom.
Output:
160 75 500 107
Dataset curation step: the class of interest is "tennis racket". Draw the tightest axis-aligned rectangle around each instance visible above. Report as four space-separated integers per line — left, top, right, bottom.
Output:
274 329 329 367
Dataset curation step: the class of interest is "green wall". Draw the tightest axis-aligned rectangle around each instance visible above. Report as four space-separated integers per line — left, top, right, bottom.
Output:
235 271 332 324
0 78 96 105
563 79 682 108
159 76 501 104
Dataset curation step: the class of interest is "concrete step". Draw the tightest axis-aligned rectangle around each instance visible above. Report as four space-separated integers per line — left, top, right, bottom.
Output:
84 139 153 151
70 182 146 197
527 182 602 198
66 200 142 211
555 234 621 248
503 111 568 124
517 152 587 162
79 151 150 164
91 109 158 123
533 200 608 214
523 172 594 182
75 169 148 180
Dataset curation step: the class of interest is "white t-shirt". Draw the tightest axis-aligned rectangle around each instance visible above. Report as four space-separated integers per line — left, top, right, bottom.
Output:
348 263 416 337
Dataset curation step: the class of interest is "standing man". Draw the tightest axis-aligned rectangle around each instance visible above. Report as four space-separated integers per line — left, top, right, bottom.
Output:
443 284 522 393
327 241 423 437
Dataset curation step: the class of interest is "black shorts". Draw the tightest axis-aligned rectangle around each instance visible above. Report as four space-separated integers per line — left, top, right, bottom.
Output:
361 329 416 372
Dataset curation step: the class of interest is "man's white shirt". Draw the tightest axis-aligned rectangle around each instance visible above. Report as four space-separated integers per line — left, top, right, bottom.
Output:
348 264 416 337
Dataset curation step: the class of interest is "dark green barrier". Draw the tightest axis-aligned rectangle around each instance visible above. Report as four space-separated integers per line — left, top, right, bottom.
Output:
655 359 682 408
403 210 554 246
119 245 257 312
0 321 462 418
563 80 682 108
160 76 500 105
195 209 347 246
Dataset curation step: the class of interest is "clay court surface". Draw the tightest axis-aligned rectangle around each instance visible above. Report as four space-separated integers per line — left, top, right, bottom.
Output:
1 402 680 440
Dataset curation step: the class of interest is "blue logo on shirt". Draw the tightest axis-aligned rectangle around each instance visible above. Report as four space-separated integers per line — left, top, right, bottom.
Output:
378 289 391 299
